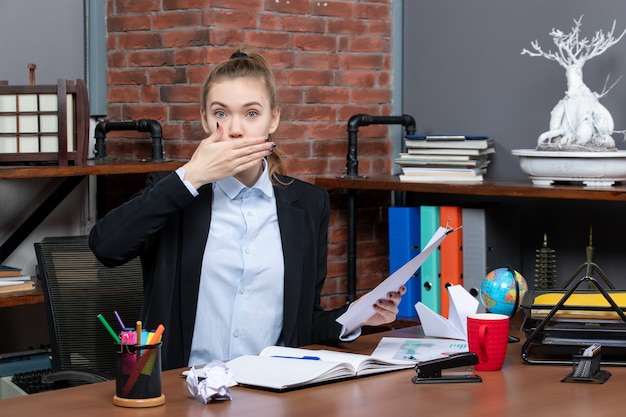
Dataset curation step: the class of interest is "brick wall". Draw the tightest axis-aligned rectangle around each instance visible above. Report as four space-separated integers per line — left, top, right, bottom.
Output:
103 0 395 308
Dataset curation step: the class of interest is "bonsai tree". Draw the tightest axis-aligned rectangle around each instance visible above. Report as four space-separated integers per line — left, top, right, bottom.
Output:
522 16 626 151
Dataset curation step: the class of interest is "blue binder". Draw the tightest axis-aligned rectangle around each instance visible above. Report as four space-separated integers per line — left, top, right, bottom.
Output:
419 206 441 313
388 207 421 317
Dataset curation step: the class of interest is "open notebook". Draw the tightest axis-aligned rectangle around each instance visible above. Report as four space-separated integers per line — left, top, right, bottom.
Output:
224 346 414 391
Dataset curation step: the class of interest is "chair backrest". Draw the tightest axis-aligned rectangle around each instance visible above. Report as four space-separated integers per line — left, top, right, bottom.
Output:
35 236 143 380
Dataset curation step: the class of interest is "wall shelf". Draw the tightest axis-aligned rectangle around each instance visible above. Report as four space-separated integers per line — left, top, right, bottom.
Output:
315 174 626 302
315 175 626 202
0 159 185 179
0 159 186 308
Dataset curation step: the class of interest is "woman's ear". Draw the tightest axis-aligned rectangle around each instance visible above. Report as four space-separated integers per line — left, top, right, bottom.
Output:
268 106 281 134
200 107 210 134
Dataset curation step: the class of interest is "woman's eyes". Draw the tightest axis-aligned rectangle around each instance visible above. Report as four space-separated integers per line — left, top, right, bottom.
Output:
213 110 259 118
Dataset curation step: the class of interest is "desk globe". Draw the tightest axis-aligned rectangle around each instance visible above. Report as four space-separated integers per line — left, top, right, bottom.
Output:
480 268 528 316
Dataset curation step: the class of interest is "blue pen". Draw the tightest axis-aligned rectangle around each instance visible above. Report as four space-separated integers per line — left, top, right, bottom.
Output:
271 355 321 360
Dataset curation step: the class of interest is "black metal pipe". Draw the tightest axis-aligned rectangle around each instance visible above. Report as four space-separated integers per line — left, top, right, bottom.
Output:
342 113 417 302
347 188 357 302
345 114 416 178
94 119 164 161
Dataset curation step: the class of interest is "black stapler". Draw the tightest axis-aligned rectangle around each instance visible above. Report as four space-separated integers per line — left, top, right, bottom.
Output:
412 352 482 384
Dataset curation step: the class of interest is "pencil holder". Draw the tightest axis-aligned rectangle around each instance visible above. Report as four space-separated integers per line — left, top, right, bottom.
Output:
113 343 165 407
561 346 611 384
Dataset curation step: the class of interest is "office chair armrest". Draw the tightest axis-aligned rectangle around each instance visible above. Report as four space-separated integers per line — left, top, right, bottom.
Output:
42 370 110 384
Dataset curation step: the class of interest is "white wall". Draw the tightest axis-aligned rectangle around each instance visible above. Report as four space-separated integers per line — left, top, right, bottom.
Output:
403 0 626 180
403 1 626 288
0 0 84 85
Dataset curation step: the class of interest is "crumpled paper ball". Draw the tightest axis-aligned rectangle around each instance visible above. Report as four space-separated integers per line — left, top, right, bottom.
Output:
186 360 237 403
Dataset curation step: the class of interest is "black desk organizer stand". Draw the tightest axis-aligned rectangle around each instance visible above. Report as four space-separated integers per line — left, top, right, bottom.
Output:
561 346 611 384
521 261 626 366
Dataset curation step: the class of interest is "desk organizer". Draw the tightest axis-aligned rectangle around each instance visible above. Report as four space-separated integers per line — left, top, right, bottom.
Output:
0 79 89 166
520 261 626 366
561 346 611 383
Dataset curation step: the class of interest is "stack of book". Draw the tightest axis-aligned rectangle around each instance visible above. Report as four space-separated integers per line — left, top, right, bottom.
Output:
0 265 35 294
395 135 494 183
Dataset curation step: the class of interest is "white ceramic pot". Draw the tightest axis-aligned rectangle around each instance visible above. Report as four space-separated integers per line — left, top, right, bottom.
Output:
511 149 626 186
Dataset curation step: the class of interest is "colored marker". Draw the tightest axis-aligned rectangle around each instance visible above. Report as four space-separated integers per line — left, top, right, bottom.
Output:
97 314 121 343
147 324 165 345
113 311 125 329
141 324 166 375
135 320 142 346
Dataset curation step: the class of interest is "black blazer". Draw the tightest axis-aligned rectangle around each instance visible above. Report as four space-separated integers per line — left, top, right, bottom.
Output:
89 171 347 370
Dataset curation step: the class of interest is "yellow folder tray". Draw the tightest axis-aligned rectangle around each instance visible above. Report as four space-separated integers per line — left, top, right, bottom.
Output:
521 263 626 365
529 292 626 322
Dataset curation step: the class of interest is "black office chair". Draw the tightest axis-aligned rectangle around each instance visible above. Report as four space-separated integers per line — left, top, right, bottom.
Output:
34 235 143 387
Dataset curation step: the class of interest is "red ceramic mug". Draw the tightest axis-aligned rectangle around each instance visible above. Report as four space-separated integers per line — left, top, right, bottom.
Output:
467 313 510 371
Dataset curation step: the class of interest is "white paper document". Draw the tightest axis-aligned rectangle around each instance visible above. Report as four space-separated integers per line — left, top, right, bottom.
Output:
336 226 451 333
414 284 479 340
372 337 469 362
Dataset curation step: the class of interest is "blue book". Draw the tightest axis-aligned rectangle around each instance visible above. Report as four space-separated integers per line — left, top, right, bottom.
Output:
419 206 441 314
0 265 22 277
388 207 421 317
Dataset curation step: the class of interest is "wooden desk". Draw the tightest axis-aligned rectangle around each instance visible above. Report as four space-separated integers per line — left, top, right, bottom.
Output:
1 326 623 417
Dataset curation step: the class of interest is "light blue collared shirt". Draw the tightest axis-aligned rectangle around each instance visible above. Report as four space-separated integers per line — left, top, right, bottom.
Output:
176 163 360 366
186 162 285 365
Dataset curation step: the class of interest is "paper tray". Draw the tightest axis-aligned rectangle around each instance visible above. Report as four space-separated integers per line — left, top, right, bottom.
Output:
519 263 626 365
520 315 626 364
522 291 626 322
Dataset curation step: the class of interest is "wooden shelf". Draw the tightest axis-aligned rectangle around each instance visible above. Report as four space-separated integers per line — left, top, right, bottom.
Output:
0 159 187 308
315 175 626 202
315 174 626 302
0 281 44 308
0 159 186 179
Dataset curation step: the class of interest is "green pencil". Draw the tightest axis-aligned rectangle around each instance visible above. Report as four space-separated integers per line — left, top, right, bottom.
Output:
97 313 121 343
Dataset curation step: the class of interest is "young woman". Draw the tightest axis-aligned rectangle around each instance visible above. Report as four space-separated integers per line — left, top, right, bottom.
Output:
89 48 405 370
